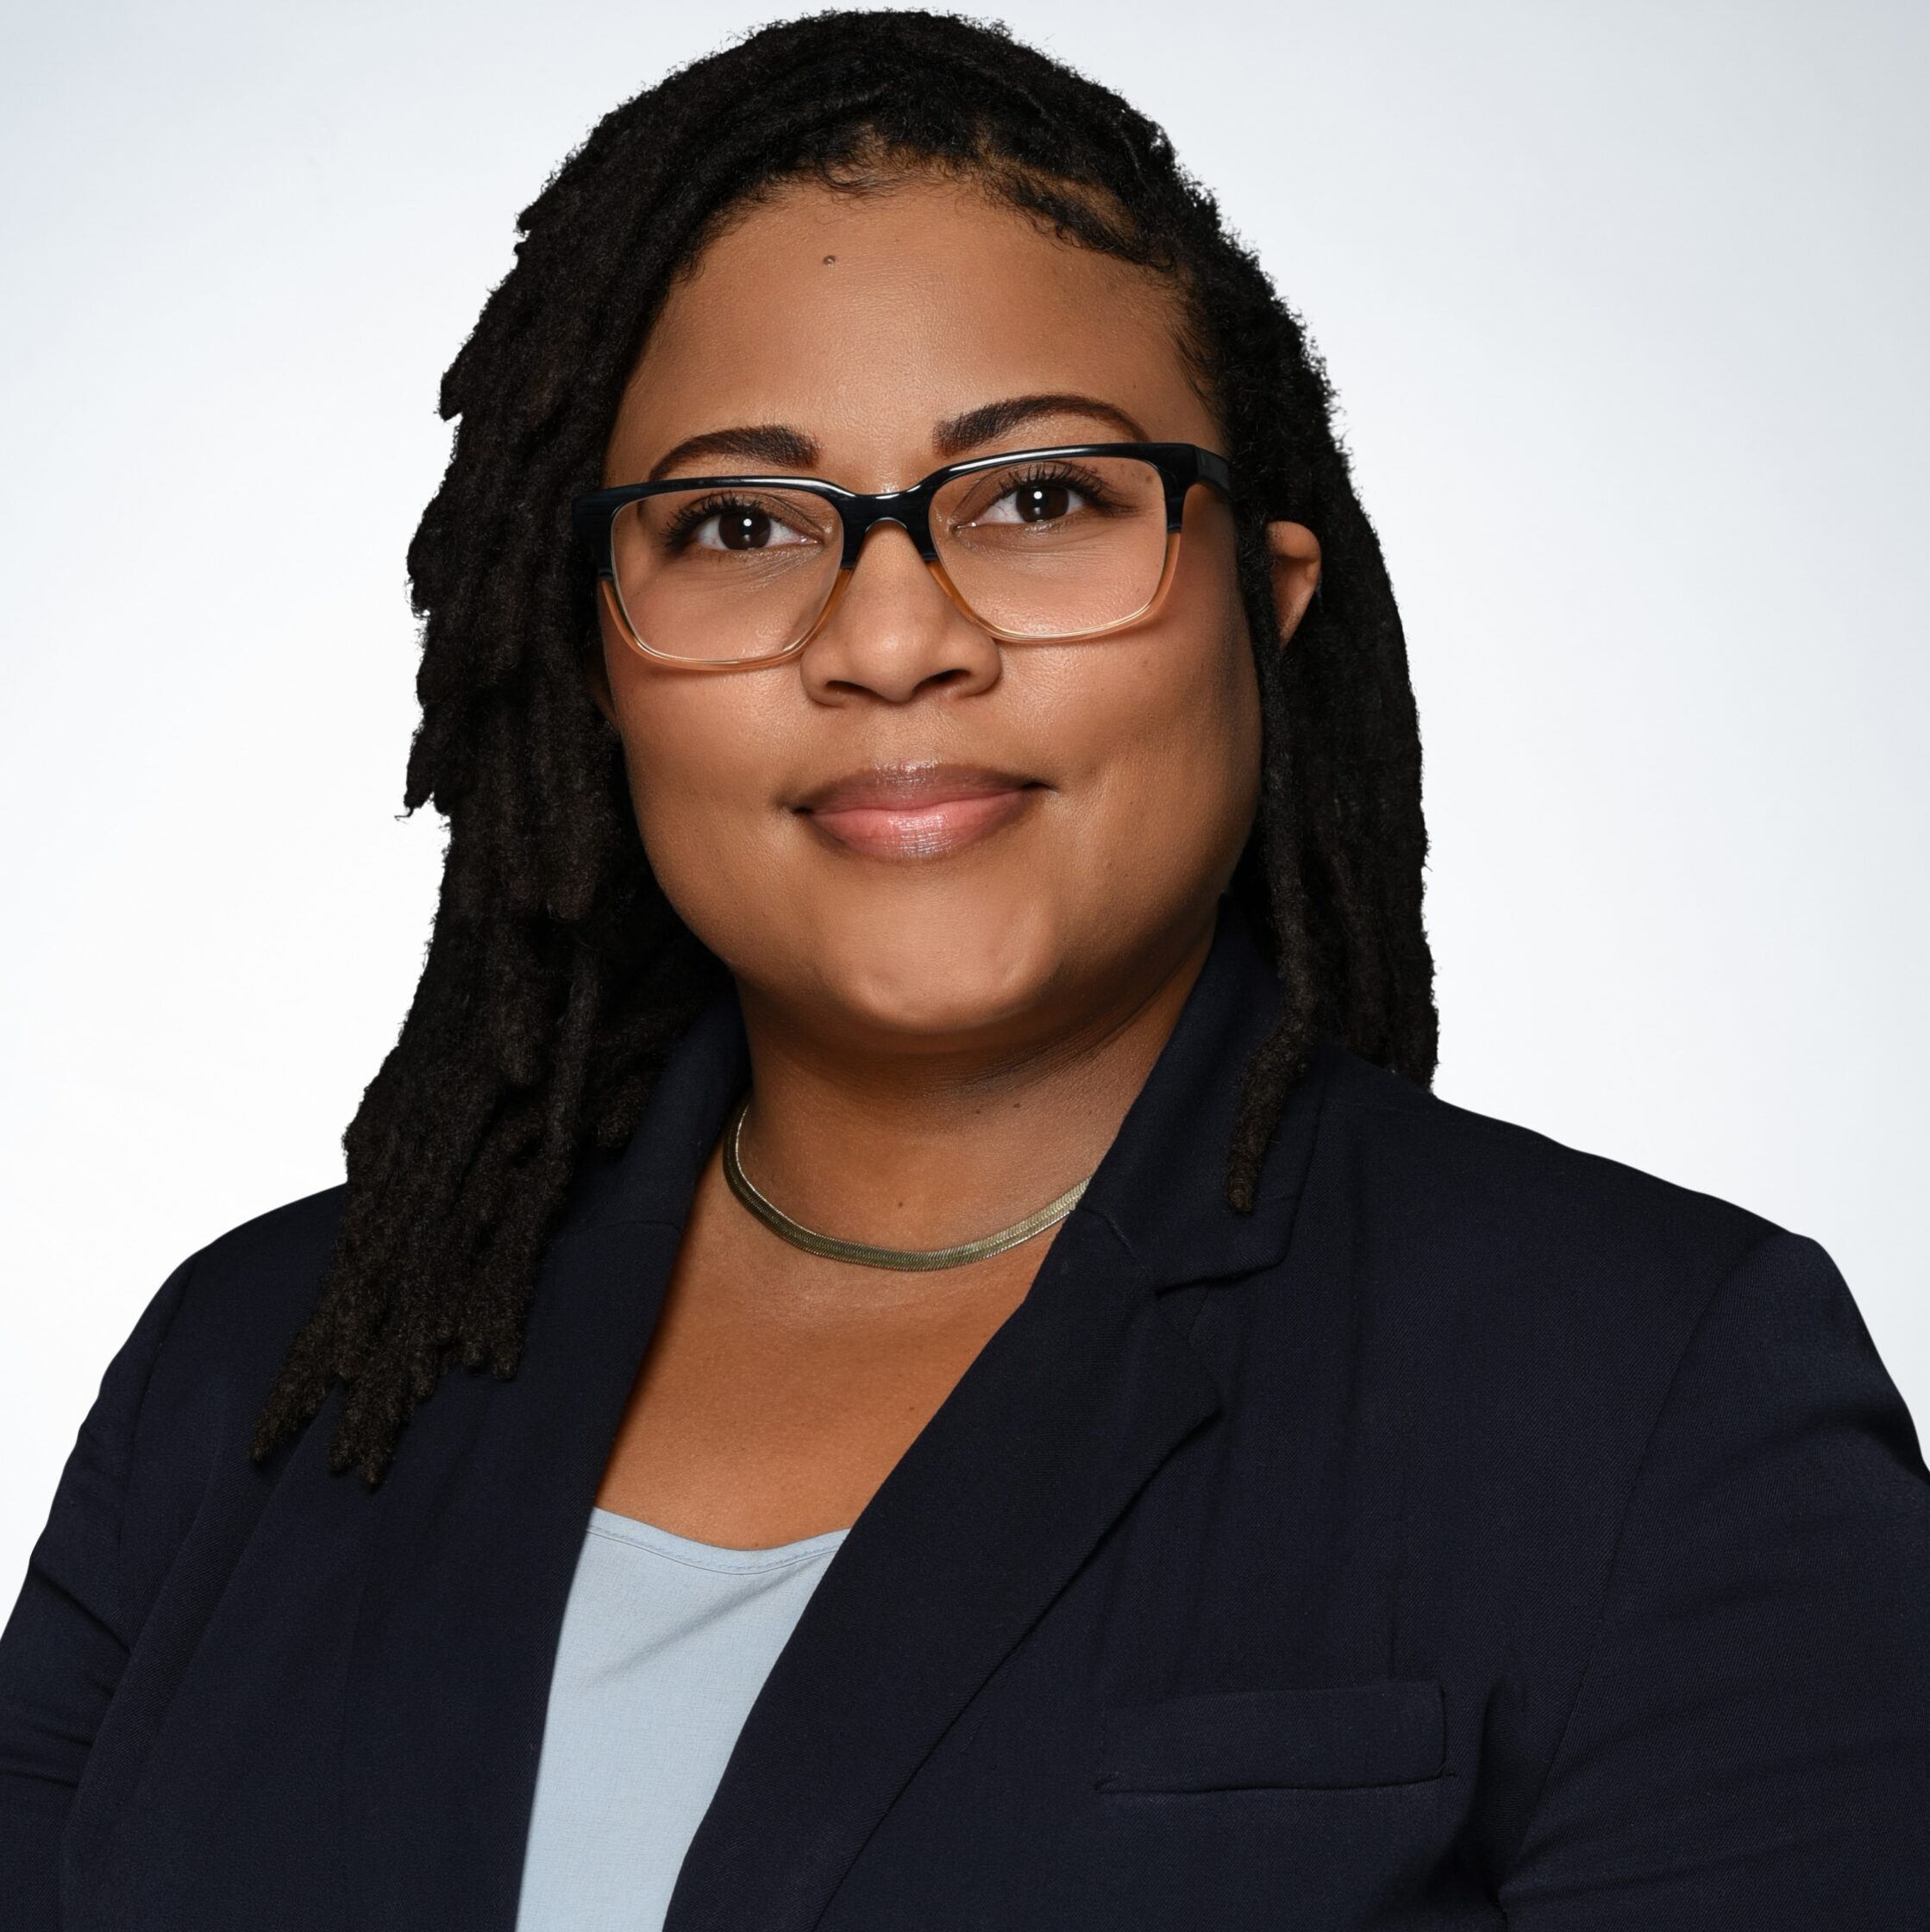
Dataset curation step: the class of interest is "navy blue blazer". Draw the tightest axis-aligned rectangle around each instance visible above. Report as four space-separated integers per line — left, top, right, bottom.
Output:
5 912 1929 1929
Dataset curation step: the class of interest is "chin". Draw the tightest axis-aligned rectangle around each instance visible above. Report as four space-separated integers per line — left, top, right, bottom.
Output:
810 905 1064 1050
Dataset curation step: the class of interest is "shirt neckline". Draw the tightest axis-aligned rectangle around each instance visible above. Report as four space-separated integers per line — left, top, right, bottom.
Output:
586 1503 851 1574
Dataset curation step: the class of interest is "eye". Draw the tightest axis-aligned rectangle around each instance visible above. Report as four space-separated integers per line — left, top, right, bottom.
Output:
664 493 818 554
975 472 1093 526
955 461 1122 533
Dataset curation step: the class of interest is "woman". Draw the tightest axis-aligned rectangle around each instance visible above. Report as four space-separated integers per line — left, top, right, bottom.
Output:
3 10 1926 1929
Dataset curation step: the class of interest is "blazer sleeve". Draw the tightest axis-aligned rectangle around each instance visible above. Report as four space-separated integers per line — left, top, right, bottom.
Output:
0 1252 197 1929
1499 1229 1930 1927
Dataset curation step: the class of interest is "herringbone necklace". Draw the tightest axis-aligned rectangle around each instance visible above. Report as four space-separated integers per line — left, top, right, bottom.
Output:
720 1096 1090 1272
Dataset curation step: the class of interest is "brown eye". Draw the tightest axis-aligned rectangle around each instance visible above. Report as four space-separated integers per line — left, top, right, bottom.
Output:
718 506 776 549
970 474 1095 527
656 492 819 555
1012 481 1073 523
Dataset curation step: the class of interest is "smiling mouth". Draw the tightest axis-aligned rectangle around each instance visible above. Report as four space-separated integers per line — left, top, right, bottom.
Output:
796 762 1046 861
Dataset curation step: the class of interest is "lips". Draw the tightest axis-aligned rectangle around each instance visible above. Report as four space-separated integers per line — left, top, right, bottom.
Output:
796 761 1044 860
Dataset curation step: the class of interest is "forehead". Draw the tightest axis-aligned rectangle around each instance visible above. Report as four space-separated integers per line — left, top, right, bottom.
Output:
605 175 1215 483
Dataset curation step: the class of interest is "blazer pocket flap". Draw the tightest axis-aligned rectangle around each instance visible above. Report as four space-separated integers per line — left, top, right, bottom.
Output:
1095 1678 1445 1792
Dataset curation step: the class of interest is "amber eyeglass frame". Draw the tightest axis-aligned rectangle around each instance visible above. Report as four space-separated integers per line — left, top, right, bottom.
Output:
571 441 1235 669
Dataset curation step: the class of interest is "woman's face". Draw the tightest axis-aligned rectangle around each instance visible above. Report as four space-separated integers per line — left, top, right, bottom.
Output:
590 175 1319 1063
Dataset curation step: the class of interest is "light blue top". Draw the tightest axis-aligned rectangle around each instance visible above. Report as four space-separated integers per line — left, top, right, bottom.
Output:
513 1504 849 1932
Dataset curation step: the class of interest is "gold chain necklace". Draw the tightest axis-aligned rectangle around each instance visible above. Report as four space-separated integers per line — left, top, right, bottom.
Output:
720 1096 1091 1272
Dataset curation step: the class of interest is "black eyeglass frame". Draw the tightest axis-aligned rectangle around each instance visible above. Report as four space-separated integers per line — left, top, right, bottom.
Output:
571 440 1235 668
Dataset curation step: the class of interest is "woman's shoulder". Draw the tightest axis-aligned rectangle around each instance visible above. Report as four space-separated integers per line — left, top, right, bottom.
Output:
112 1183 348 1481
1286 1042 1883 1431
1291 1044 1927 1501
16 1183 354 1646
1296 1045 1927 1634
1305 1038 1784 1282
163 1180 348 1364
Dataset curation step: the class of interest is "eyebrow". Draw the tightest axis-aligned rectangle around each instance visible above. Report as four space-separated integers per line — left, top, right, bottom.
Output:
647 423 817 481
932 392 1150 458
644 391 1151 482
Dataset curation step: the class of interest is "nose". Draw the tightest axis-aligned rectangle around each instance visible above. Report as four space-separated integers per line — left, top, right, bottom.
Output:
798 519 1002 706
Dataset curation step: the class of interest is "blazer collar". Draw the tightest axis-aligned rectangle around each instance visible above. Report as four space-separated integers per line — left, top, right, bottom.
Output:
1074 898 1332 1290
338 900 1335 1932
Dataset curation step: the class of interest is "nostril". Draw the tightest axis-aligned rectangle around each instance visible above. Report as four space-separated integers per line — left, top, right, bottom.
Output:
823 663 973 700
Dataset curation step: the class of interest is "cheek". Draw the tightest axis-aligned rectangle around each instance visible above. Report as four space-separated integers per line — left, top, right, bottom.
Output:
604 666 790 954
1062 602 1262 905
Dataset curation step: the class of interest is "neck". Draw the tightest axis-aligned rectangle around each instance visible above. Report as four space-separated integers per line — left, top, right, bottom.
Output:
730 918 1218 1253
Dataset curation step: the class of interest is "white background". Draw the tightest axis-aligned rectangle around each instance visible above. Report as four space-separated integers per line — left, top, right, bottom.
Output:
3 0 1925 1589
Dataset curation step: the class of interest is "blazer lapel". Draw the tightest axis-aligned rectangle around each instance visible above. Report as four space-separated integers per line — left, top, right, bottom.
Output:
665 907 1321 1932
662 1209 1224 1932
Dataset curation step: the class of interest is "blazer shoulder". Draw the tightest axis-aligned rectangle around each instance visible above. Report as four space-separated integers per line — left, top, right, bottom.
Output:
26 1184 354 1645
175 1181 348 1350
1306 1039 1784 1287
195 1178 348 1261
125 1182 348 1467
1294 1050 1887 1561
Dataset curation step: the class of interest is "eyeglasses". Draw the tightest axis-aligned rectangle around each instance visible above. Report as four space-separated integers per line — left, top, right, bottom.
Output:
572 441 1234 667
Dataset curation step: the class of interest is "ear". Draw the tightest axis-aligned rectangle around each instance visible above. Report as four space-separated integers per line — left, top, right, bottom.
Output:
1265 519 1322 648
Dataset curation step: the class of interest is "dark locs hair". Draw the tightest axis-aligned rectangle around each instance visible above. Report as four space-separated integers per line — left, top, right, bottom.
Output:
249 7 1438 1487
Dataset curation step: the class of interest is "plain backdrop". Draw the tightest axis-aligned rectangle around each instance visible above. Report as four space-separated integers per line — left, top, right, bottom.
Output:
3 0 1926 1588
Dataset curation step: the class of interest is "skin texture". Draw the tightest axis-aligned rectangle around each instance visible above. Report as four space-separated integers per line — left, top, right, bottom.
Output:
586 176 1320 1546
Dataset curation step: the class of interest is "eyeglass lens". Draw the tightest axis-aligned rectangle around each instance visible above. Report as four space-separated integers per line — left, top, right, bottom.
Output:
605 454 1172 662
